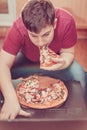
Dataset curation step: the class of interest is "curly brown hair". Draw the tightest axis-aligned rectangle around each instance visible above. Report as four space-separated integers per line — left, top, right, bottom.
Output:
22 0 55 33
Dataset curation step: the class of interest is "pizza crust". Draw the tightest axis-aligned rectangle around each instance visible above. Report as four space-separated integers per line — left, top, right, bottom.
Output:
16 75 68 109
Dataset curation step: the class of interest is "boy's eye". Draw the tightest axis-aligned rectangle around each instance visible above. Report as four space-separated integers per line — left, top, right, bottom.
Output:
31 35 37 37
43 32 50 37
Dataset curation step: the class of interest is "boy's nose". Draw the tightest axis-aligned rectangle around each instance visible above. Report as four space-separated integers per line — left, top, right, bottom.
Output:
38 37 44 46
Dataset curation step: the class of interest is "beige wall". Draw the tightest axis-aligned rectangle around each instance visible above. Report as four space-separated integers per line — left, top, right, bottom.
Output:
16 0 28 17
0 0 87 38
52 0 87 28
16 0 87 28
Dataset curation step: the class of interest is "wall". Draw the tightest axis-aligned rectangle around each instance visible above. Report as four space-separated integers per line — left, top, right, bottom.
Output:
52 0 87 28
16 0 27 17
16 0 87 28
0 0 87 38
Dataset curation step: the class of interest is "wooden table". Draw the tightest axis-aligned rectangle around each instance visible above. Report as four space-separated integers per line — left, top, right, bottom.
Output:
0 81 87 130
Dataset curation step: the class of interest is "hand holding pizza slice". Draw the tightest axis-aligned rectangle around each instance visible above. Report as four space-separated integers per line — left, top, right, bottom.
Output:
40 45 65 70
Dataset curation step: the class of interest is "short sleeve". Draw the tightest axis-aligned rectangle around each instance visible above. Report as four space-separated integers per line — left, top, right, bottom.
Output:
2 22 24 55
62 18 77 48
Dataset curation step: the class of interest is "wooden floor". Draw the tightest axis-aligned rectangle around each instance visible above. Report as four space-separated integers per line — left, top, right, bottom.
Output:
0 38 87 72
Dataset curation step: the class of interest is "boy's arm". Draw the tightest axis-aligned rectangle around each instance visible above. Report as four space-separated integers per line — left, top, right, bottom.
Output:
40 46 75 71
59 45 75 69
0 49 30 119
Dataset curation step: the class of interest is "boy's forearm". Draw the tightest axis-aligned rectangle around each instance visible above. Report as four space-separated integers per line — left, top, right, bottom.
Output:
0 64 17 100
60 52 74 69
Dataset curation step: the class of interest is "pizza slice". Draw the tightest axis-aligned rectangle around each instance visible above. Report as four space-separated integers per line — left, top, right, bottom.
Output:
40 45 59 67
16 75 68 109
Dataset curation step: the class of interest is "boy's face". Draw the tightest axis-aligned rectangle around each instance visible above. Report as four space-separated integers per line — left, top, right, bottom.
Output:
28 22 56 47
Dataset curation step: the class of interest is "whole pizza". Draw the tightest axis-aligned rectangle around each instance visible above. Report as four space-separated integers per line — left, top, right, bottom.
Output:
40 45 59 67
16 75 68 109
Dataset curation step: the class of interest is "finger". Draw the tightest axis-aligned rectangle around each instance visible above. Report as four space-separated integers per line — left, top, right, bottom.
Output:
0 112 10 120
51 57 64 63
41 66 55 71
41 63 63 71
9 113 17 120
19 109 32 117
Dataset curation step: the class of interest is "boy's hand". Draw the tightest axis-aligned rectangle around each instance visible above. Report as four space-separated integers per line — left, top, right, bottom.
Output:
41 57 65 71
0 98 31 120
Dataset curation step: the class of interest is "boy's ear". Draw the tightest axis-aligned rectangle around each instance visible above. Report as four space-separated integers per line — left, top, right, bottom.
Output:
53 18 57 29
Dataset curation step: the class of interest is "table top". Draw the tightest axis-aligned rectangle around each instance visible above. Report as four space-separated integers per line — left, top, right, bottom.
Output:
21 81 87 121
0 81 87 130
0 81 87 121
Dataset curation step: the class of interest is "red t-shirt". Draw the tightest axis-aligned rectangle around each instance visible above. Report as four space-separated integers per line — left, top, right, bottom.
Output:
2 8 77 62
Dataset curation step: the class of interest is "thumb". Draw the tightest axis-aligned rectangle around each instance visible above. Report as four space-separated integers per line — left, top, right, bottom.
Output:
19 109 33 117
51 57 64 63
